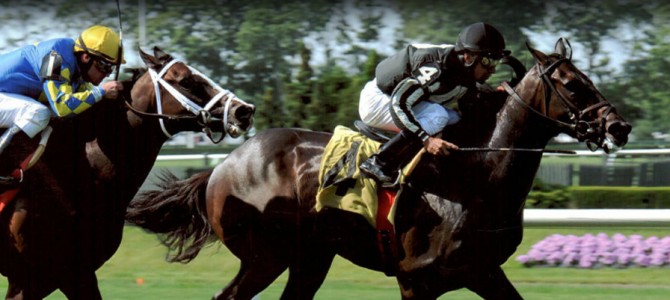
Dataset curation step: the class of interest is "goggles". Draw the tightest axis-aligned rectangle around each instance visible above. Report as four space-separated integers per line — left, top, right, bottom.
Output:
94 58 116 74
480 56 501 68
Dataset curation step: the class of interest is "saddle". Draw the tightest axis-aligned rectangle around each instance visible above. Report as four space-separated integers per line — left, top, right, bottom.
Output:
353 120 394 143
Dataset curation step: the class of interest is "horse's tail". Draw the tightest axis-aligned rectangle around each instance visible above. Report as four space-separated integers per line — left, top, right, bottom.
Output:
125 170 213 263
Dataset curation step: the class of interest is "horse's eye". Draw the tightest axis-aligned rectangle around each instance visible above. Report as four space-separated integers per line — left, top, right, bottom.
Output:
563 80 585 96
180 77 195 89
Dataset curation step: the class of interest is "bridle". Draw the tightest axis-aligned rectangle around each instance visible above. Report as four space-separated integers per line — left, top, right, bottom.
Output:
501 55 616 152
125 59 250 143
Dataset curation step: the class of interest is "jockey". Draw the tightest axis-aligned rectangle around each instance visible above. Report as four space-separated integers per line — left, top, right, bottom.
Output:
359 22 510 184
0 25 125 184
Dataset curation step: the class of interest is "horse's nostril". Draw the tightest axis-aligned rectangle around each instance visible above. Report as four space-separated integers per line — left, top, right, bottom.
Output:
235 105 255 120
609 122 632 135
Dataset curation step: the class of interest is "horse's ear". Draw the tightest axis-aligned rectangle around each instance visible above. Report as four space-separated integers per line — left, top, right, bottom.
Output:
526 41 548 64
554 37 573 60
153 46 174 64
139 47 161 70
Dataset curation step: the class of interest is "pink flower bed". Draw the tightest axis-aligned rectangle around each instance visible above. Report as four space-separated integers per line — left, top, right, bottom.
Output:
516 233 670 268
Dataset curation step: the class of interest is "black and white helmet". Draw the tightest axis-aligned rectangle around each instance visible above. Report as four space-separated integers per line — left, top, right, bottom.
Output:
455 22 510 59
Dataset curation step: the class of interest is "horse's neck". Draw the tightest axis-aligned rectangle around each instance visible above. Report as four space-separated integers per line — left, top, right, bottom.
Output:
483 78 557 201
97 110 166 168
84 94 169 194
489 70 555 151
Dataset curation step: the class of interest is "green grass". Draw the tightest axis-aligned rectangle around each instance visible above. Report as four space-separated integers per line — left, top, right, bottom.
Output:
2 226 669 299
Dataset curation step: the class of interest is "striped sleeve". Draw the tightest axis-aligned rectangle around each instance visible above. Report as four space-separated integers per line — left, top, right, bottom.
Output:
42 70 105 117
389 77 430 142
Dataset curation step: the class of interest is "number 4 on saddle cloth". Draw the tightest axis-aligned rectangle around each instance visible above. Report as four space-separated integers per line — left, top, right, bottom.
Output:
0 126 53 213
316 125 425 273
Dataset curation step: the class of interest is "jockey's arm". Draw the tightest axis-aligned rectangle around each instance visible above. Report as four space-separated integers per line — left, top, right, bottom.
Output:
389 62 443 143
389 63 460 156
389 77 428 141
42 79 105 118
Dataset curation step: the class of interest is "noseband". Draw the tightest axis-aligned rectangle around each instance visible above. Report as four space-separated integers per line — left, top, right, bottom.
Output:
502 56 615 151
126 59 250 143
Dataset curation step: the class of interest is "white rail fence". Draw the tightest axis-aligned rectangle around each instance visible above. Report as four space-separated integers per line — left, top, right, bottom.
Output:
524 209 670 227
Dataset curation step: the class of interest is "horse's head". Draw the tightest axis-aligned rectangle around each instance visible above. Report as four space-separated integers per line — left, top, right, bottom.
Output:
518 38 631 152
130 46 255 141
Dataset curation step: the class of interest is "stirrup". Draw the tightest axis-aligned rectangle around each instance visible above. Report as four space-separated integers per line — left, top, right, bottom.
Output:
0 173 20 187
360 164 401 189
380 172 402 189
360 158 395 183
381 149 427 190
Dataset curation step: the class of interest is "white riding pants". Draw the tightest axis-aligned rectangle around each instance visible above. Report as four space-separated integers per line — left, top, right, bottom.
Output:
0 92 52 138
358 79 460 136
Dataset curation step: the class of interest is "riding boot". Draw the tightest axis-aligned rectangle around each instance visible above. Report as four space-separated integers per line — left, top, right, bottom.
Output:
360 130 422 184
0 125 22 186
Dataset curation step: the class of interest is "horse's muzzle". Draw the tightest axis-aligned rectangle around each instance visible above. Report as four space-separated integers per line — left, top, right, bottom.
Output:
606 121 632 147
226 103 255 138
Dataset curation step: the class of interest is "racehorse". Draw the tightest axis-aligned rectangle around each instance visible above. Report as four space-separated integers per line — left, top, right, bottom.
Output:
0 46 255 299
126 39 631 299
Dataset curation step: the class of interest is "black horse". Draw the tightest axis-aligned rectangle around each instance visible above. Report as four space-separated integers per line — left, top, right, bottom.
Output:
0 47 255 299
126 39 631 299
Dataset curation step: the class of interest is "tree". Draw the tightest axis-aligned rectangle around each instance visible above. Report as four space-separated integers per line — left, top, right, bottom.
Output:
305 63 351 132
0 1 122 53
335 50 382 129
539 0 653 82
604 3 670 139
254 87 286 130
284 42 316 128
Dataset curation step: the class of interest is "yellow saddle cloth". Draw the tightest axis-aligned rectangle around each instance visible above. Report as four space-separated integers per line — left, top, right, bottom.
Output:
316 125 426 228
315 126 382 227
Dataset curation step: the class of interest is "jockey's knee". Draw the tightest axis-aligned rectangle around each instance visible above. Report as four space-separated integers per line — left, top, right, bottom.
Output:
18 106 50 138
419 116 449 136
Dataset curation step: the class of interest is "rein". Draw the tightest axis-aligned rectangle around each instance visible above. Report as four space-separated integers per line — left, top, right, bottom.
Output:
502 81 574 132
456 147 576 154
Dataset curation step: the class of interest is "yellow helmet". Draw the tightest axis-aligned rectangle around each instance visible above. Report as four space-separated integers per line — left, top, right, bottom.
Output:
74 25 125 64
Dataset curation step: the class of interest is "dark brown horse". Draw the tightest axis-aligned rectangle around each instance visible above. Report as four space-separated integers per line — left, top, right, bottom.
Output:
126 39 631 299
0 47 255 299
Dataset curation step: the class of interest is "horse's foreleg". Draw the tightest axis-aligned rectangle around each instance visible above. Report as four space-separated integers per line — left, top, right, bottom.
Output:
5 265 59 300
281 251 336 300
4 280 23 300
58 271 102 300
465 265 522 300
213 257 288 300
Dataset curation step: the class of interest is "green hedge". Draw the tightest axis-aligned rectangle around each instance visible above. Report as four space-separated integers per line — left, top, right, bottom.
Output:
567 186 670 208
525 179 573 208
525 179 670 209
